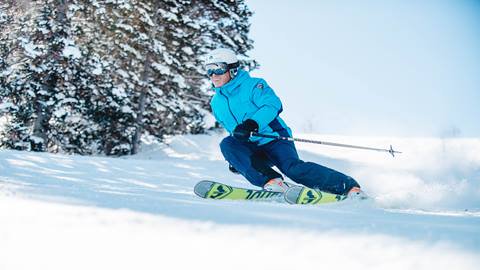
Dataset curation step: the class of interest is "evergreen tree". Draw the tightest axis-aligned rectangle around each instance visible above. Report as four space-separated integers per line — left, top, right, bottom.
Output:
0 4 10 91
99 0 254 154
0 1 34 150
7 0 61 151
3 0 88 152
1 0 256 155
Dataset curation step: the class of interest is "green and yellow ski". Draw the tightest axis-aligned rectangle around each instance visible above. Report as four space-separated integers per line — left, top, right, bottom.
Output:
194 180 348 205
194 180 284 202
284 186 347 205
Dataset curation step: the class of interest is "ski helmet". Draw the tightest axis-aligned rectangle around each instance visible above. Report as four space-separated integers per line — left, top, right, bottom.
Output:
205 48 240 78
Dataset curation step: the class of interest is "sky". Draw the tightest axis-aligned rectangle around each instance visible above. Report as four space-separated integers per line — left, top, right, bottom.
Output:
245 0 480 137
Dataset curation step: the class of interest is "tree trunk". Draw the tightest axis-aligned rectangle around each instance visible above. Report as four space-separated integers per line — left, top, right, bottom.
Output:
131 3 159 155
131 81 147 155
31 95 46 151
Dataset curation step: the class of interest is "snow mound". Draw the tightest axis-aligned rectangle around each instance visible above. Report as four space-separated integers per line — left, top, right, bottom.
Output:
292 134 480 211
1 133 479 270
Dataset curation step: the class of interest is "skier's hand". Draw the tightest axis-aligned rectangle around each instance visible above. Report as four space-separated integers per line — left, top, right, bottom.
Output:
233 119 259 142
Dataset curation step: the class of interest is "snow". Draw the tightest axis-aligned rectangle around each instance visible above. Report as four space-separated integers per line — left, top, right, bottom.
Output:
138 7 154 27
53 107 68 118
63 45 81 59
115 23 135 33
91 60 103 75
182 46 194 55
158 8 178 22
116 69 129 78
152 62 171 75
121 105 133 114
28 135 44 144
0 102 15 111
112 86 127 97
172 74 187 88
21 40 42 57
151 86 164 96
118 43 142 60
26 90 35 97
1 133 479 270
62 39 81 59
292 134 480 211
0 115 8 133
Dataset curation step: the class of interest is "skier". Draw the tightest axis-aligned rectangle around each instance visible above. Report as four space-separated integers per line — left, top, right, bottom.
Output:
206 48 364 197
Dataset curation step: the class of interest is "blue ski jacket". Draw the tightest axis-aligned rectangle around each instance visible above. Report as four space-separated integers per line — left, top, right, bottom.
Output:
210 69 292 145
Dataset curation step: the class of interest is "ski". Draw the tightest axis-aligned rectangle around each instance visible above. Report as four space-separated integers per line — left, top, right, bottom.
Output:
284 185 347 205
194 180 350 205
194 180 284 202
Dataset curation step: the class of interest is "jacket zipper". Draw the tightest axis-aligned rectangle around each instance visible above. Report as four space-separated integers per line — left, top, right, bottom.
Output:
219 90 239 124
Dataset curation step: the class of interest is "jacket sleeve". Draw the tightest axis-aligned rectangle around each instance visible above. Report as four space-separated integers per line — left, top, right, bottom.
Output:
249 80 283 131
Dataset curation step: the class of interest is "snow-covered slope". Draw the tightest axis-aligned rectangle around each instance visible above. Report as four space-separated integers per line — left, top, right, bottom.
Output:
1 132 479 270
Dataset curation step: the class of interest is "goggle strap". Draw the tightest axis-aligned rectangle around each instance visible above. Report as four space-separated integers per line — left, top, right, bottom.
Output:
227 62 239 69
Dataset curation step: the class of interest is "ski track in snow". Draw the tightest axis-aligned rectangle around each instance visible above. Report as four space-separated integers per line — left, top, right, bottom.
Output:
1 133 479 269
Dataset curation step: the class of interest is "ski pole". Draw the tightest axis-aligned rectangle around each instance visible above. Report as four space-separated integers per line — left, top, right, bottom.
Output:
251 132 402 157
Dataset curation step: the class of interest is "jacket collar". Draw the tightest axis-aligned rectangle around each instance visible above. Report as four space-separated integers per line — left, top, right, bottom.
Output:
212 69 249 95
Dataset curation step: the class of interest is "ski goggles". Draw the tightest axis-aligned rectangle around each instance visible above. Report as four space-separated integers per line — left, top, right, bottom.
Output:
206 62 229 76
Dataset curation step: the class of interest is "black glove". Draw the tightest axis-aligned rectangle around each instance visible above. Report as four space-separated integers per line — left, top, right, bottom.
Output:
233 119 259 142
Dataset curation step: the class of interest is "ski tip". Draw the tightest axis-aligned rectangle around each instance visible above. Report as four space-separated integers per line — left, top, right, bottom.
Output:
284 185 304 204
194 180 215 198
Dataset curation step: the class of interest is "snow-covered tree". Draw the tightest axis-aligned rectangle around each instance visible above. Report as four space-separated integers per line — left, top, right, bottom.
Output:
6 1 58 151
2 0 85 152
1 0 256 155
0 4 11 91
70 0 256 154
0 1 34 150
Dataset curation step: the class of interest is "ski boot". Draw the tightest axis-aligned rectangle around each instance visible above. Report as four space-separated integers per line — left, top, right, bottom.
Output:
263 178 290 193
347 186 369 200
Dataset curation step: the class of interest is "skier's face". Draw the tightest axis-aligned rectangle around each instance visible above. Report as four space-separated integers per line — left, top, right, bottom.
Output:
211 71 231 87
